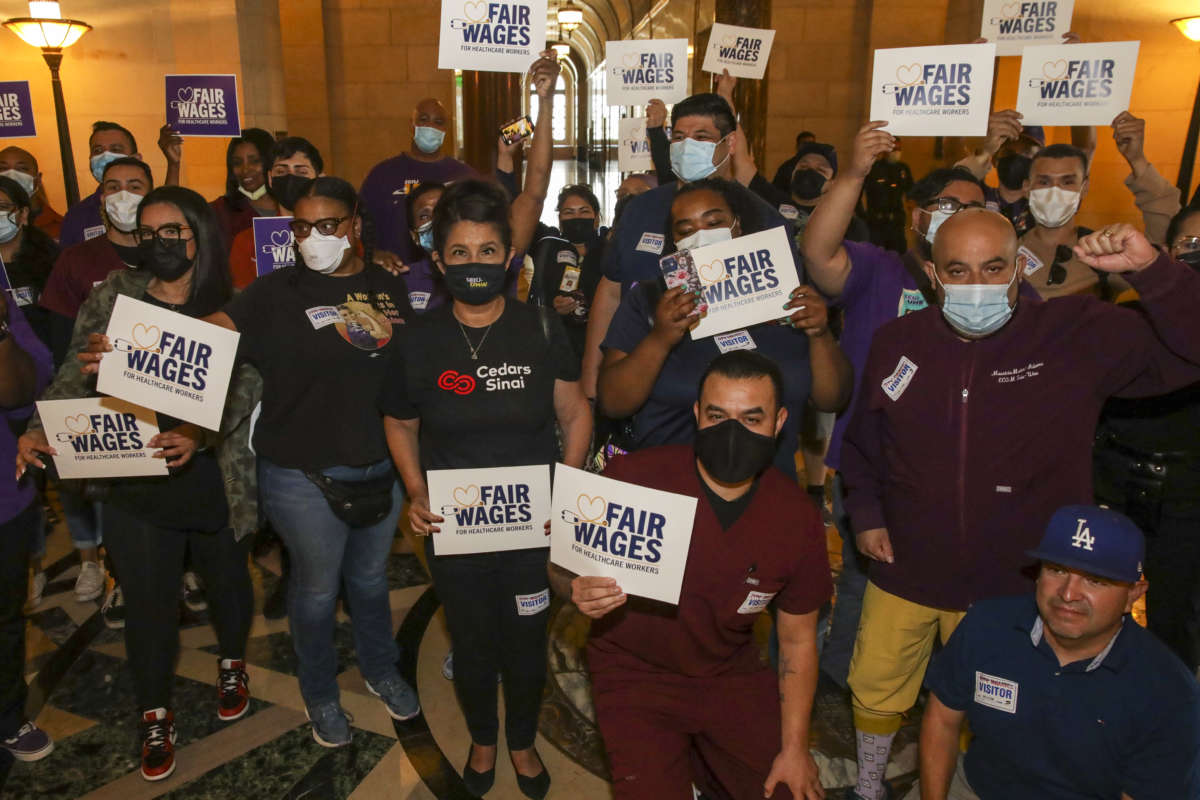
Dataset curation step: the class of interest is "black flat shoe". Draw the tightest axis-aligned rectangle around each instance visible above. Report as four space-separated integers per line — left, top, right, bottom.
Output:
512 749 550 800
462 744 495 797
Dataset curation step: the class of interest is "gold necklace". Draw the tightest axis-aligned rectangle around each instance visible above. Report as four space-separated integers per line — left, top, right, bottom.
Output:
457 320 494 360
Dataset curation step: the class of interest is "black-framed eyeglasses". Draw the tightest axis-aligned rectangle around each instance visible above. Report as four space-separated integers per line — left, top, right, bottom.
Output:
134 224 193 244
926 197 985 214
1172 235 1200 255
288 216 349 238
1047 244 1073 286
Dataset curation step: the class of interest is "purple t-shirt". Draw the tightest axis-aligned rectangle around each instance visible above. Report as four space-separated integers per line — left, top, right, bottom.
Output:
2 303 54 524
828 241 930 470
358 154 477 263
59 188 105 249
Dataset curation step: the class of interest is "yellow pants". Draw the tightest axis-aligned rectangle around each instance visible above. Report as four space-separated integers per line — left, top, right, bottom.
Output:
848 581 966 734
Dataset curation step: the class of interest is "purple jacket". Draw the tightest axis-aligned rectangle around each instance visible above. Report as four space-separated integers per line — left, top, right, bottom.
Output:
58 187 104 249
842 252 1200 610
2 303 54 524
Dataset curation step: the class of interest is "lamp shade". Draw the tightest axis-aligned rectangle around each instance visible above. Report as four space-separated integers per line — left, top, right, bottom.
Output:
4 16 90 48
551 41 570 58
1173 16 1200 43
557 2 583 32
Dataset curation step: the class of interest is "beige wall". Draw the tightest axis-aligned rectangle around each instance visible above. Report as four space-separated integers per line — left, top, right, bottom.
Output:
3 0 247 212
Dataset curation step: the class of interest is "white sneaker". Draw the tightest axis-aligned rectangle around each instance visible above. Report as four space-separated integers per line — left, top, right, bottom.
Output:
27 571 47 610
74 561 105 602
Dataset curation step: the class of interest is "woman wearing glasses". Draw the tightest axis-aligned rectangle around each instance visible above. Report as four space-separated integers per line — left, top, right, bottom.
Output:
18 186 257 782
204 176 419 747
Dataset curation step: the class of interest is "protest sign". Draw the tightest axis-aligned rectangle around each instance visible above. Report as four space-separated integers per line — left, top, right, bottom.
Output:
1015 41 1139 126
0 82 35 138
428 464 551 555
869 43 997 136
702 22 775 80
981 0 1075 56
550 464 697 605
37 397 168 480
686 226 801 340
166 75 241 137
618 117 654 172
437 0 548 73
606 39 690 105
97 295 241 431
252 217 296 276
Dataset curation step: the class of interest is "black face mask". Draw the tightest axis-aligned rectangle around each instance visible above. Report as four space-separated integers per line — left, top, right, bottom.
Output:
444 262 507 305
111 241 143 267
138 238 193 281
560 217 597 244
995 154 1032 191
694 418 778 483
269 174 311 211
790 169 826 202
1178 250 1200 270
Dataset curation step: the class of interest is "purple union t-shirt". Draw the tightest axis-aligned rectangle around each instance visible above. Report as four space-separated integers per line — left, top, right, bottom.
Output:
358 154 477 263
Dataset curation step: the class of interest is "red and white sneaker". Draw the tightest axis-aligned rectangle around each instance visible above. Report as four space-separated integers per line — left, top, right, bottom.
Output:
139 707 177 781
217 658 250 721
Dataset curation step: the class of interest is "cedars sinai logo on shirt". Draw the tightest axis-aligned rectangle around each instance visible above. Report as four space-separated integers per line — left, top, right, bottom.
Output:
437 363 532 395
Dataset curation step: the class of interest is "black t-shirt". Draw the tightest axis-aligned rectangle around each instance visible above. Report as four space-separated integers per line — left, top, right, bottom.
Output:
105 292 228 531
224 264 413 469
698 470 761 530
378 300 579 470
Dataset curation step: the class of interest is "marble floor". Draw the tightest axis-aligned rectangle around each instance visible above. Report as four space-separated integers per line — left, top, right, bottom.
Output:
5 482 922 800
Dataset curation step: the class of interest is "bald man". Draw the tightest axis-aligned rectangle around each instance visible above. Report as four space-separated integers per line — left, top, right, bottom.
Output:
358 98 477 262
0 146 64 242
839 209 1200 800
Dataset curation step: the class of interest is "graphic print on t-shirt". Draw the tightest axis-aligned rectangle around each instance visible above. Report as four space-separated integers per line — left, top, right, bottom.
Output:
330 290 405 351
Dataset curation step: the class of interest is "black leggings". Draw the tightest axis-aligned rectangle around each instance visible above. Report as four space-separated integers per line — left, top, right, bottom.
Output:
426 541 550 749
103 504 253 711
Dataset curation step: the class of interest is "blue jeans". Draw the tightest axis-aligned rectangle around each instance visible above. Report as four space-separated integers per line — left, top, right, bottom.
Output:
61 490 102 550
819 472 868 688
258 458 404 708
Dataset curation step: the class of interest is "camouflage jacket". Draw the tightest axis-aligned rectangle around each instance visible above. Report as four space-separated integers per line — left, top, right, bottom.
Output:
28 268 262 540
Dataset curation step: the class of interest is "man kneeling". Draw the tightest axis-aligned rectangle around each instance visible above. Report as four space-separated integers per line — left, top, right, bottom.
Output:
913 505 1200 800
550 351 831 799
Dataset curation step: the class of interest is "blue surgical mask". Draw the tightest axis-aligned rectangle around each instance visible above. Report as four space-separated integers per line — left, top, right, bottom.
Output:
413 126 446 154
0 212 18 244
417 221 434 252
934 263 1020 337
90 151 124 183
669 136 728 182
922 207 955 244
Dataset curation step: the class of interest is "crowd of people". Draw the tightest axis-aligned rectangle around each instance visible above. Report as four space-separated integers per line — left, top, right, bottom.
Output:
1 38 1199 800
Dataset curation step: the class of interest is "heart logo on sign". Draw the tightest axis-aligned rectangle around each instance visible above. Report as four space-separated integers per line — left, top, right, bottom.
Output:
63 414 93 436
270 229 292 246
176 86 194 103
895 63 923 86
1042 59 1068 80
698 259 727 284
622 52 639 69
132 323 161 350
453 485 481 507
1000 1 1021 18
721 35 737 49
462 0 489 23
576 494 607 524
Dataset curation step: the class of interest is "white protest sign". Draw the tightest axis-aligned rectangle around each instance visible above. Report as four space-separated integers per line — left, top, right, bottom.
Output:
1015 41 1139 126
97 295 241 431
687 226 801 340
606 39 690 105
37 397 168 480
981 0 1074 56
428 465 551 555
702 22 776 80
869 43 996 136
550 464 697 605
618 117 654 172
437 0 548 73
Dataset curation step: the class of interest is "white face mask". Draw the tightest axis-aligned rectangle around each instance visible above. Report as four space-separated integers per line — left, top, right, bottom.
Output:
675 226 733 252
1028 185 1081 229
0 169 36 197
103 190 143 233
237 184 269 201
298 230 350 274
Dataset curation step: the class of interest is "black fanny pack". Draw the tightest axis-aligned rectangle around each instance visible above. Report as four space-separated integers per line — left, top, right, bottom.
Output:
303 470 395 528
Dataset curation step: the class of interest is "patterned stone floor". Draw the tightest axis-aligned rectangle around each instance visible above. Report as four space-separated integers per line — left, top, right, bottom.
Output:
4 487 919 800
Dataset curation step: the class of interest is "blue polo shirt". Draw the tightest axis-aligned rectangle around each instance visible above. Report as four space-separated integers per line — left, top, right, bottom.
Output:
601 282 812 478
926 594 1200 800
601 182 795 290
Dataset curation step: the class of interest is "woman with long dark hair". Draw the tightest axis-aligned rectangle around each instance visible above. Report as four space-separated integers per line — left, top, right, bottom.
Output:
18 186 258 782
0 175 58 349
209 128 279 245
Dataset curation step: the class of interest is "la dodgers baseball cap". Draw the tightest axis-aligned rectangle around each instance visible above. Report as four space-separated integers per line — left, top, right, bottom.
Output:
1027 505 1145 583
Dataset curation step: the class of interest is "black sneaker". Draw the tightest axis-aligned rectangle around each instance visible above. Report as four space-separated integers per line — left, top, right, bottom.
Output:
101 584 126 629
139 707 177 781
